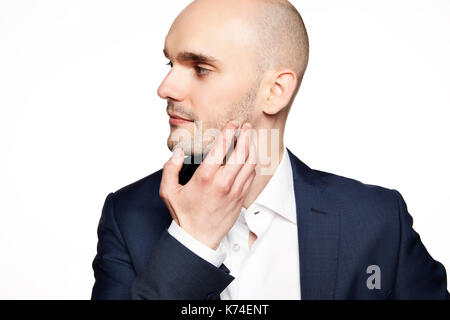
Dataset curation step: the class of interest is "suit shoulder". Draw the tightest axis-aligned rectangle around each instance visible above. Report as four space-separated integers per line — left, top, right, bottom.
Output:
287 149 395 204
113 169 163 199
312 168 398 214
106 169 165 218
315 168 393 195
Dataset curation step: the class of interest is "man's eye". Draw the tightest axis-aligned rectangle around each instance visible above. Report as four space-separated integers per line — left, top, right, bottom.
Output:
166 61 173 68
195 66 211 76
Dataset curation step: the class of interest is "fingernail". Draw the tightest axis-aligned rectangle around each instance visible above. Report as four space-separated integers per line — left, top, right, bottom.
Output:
244 122 252 129
230 120 239 128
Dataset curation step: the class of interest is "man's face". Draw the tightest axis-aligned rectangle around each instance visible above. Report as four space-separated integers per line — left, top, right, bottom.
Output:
157 0 261 156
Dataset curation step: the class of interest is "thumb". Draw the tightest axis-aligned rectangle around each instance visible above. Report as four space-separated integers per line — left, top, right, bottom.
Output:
160 146 185 197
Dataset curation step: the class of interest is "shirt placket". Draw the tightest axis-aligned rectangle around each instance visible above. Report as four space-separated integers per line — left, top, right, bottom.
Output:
222 210 250 299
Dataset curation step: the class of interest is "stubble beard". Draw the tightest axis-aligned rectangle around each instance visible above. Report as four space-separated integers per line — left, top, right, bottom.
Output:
167 83 259 159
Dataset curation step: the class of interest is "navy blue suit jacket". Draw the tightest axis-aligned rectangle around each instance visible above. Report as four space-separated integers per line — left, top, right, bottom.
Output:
91 149 449 299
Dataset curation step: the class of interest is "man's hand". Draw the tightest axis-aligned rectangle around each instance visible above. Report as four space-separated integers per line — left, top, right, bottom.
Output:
159 121 257 250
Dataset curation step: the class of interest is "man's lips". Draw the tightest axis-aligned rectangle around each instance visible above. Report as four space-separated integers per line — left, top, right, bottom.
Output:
168 113 194 125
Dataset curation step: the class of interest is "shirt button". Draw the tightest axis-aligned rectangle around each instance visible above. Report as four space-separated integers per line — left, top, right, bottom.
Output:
232 243 240 252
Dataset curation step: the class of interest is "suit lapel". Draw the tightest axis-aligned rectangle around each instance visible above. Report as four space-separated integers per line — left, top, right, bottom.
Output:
287 148 340 300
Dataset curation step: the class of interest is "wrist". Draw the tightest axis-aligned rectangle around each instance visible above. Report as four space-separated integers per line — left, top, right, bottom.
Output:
183 227 222 250
168 220 226 267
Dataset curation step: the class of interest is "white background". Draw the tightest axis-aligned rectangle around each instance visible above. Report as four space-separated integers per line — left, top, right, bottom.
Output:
0 0 449 299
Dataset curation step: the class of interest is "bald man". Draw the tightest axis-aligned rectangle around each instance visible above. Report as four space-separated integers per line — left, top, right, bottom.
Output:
91 0 449 300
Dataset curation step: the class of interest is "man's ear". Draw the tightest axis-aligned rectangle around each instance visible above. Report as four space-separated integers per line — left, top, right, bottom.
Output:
262 69 297 115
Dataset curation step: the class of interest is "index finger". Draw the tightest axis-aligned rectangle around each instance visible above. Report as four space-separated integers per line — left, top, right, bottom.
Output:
202 120 240 170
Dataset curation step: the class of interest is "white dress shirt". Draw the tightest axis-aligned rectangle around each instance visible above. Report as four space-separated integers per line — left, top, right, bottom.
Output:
168 146 301 299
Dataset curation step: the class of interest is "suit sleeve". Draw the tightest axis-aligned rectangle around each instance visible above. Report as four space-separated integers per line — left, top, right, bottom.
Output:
92 192 234 300
91 192 136 299
131 229 234 300
391 189 449 299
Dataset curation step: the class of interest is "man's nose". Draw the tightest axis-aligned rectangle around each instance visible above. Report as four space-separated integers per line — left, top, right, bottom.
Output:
157 68 187 101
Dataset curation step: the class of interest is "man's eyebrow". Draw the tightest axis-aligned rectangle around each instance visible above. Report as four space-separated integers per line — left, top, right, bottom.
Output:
163 48 223 66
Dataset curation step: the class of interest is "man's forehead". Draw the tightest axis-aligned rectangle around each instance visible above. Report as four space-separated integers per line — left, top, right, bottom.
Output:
164 14 257 64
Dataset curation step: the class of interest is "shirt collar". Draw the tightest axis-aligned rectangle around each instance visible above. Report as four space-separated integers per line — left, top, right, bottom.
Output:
250 146 297 224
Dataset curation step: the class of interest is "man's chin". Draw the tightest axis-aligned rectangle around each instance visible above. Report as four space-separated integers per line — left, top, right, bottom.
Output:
167 140 196 155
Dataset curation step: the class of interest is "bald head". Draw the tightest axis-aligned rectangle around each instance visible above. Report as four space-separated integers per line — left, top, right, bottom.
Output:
253 0 309 83
182 0 309 85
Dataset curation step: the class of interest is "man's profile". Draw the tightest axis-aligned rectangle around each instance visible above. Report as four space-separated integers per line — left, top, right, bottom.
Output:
91 0 449 300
